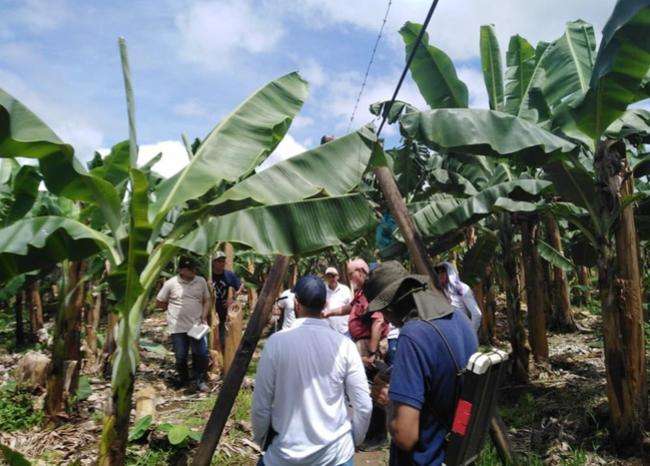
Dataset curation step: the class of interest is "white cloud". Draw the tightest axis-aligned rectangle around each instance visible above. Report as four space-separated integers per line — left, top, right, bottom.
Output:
173 99 210 118
301 59 326 88
292 115 314 130
175 0 285 69
138 140 189 178
321 69 427 133
457 66 489 109
277 0 616 61
6 0 71 33
256 134 307 172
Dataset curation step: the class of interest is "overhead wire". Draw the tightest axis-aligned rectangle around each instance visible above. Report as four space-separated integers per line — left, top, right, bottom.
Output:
346 0 393 133
376 0 442 137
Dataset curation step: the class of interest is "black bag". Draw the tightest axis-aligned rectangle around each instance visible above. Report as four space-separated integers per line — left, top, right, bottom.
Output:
424 320 508 466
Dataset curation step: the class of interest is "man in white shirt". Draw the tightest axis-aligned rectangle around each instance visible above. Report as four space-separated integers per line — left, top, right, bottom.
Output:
252 275 372 466
276 289 296 330
323 267 352 336
156 257 211 392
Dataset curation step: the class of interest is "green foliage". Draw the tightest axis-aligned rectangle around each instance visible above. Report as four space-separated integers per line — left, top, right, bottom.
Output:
126 447 173 466
537 239 575 272
157 422 201 446
0 383 43 432
499 392 538 430
480 24 504 111
399 108 575 166
74 375 92 402
569 0 650 143
400 22 468 109
0 444 31 466
128 415 153 442
177 195 376 256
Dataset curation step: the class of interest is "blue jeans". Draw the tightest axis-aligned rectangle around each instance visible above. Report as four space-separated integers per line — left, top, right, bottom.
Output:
257 457 354 466
171 333 209 383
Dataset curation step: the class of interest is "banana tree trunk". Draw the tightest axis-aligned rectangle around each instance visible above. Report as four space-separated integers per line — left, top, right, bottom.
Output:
46 261 86 417
101 311 119 379
85 288 102 369
28 280 44 342
480 268 497 344
519 216 549 362
500 215 530 383
14 291 25 348
225 242 234 271
98 289 151 466
595 140 647 447
544 214 577 331
247 259 258 310
576 266 589 305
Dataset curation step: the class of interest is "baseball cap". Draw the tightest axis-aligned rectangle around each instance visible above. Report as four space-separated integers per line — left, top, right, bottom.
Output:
179 257 198 270
324 266 338 276
293 275 326 311
213 251 227 260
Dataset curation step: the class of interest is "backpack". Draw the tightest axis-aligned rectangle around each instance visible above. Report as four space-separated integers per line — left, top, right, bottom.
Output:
424 320 509 466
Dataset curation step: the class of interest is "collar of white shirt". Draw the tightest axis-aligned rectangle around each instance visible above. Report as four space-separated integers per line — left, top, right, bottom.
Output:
293 317 331 328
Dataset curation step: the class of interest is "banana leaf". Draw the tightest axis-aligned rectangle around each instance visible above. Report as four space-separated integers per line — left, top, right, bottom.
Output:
536 20 596 116
90 140 131 186
176 194 376 256
480 25 505 111
0 89 123 239
604 108 650 142
504 35 537 116
538 239 575 271
370 100 419 124
400 22 468 109
570 0 650 142
543 161 603 236
0 216 118 282
211 127 376 210
150 72 308 227
5 165 40 224
429 168 479 196
414 179 551 238
461 229 499 286
400 108 575 165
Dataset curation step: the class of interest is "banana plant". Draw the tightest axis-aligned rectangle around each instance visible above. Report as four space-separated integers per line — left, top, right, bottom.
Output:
388 0 650 446
0 40 378 464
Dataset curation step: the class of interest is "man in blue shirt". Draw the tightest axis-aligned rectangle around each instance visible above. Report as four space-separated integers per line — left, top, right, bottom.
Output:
212 251 244 348
364 261 477 465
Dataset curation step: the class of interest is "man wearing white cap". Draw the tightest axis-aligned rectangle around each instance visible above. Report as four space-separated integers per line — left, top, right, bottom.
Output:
323 266 352 336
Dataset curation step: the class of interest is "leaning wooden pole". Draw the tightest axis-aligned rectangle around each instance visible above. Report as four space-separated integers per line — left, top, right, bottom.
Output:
373 162 513 464
192 255 290 466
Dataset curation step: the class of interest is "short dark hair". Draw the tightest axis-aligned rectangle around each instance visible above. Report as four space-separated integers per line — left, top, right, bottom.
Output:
293 275 326 313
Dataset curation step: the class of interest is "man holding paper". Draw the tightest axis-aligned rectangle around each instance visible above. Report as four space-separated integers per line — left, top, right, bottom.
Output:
156 257 211 392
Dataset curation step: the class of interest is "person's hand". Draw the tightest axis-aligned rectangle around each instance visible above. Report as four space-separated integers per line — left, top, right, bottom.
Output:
362 354 376 367
372 383 390 408
201 317 208 325
226 299 235 310
321 309 331 318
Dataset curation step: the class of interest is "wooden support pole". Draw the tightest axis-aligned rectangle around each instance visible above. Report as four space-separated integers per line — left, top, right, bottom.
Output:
373 163 513 465
192 255 290 466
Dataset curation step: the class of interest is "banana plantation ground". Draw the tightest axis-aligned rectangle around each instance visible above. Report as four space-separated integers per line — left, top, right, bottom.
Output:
0 295 647 465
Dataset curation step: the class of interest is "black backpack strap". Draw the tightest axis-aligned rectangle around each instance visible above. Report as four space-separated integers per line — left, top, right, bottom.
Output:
423 319 463 376
422 319 465 433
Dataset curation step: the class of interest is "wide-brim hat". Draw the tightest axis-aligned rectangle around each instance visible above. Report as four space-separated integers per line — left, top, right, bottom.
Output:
365 261 430 312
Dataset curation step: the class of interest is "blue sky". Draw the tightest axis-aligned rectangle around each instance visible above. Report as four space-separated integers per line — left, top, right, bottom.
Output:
1 0 618 176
